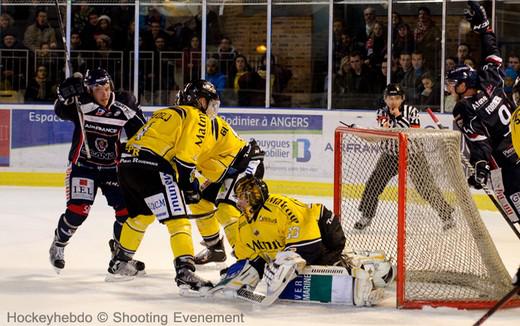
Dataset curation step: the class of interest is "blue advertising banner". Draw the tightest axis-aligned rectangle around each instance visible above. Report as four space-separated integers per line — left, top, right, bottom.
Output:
219 112 322 133
11 110 72 149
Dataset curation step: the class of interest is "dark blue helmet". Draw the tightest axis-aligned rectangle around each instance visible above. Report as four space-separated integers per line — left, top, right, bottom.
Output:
446 64 478 89
84 68 114 91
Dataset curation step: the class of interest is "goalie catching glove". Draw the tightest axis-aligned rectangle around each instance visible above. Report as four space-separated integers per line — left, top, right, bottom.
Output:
464 0 490 34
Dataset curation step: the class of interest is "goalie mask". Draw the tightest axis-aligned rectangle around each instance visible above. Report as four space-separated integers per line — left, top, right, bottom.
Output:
84 68 114 92
234 176 269 221
177 79 220 119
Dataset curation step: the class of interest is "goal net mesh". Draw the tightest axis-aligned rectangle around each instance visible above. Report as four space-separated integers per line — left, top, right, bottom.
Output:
334 127 519 308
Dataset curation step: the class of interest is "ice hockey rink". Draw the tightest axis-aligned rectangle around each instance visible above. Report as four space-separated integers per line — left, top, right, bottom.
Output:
0 186 518 326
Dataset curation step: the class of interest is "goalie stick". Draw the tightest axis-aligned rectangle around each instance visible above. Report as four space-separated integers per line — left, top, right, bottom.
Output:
473 284 520 326
426 108 520 240
54 0 91 159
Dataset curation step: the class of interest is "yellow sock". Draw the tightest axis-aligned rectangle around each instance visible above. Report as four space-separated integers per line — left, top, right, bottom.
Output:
215 203 240 248
165 218 194 259
120 214 155 253
189 198 216 219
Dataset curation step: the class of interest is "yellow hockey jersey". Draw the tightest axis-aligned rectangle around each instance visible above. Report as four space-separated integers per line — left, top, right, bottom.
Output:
196 116 247 182
512 106 520 156
234 194 324 263
126 105 210 167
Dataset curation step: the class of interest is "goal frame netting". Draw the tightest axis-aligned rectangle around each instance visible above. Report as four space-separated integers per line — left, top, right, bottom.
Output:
333 126 520 309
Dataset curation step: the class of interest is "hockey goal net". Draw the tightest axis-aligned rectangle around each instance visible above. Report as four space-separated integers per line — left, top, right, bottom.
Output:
333 126 520 309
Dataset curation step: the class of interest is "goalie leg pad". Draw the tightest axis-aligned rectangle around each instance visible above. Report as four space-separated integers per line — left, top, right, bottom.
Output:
352 267 384 307
341 248 396 289
208 259 260 295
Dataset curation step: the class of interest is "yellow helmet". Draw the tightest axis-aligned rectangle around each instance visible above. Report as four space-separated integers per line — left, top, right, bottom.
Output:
234 176 269 218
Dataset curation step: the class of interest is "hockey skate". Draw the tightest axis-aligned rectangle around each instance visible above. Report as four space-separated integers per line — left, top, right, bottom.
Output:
194 238 227 270
49 238 65 274
108 239 146 275
353 216 373 230
175 257 213 296
106 259 139 282
105 243 141 282
440 206 456 231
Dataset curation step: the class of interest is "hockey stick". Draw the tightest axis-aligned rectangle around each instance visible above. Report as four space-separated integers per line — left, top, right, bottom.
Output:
426 108 520 240
473 284 520 326
54 0 91 158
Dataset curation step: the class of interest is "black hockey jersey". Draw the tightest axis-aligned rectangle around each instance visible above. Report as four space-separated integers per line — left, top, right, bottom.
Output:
55 91 146 167
452 32 518 167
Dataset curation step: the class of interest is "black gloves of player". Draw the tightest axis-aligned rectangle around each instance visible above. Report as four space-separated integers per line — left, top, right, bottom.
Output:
57 76 85 102
174 159 201 204
228 139 265 177
183 179 201 205
467 160 490 190
464 1 490 34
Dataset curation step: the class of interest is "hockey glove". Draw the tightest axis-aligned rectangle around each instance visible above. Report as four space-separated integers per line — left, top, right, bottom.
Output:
467 160 490 189
228 139 265 176
263 251 306 293
183 179 201 205
464 1 490 34
57 76 85 102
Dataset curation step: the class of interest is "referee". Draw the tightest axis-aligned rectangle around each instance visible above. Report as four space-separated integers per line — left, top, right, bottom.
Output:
355 84 455 231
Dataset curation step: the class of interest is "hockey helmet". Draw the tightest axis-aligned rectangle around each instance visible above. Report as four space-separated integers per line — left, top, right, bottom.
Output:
446 64 478 89
513 76 520 107
384 83 405 98
234 176 269 219
177 79 220 118
84 68 114 91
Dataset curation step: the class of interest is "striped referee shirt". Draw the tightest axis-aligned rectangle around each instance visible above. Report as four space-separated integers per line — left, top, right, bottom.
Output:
377 104 421 154
376 104 420 128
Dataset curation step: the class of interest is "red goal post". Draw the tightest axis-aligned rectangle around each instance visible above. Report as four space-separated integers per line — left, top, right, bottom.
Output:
333 126 520 309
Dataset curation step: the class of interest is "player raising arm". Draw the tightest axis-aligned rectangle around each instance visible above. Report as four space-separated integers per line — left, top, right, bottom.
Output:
447 1 520 223
49 68 146 273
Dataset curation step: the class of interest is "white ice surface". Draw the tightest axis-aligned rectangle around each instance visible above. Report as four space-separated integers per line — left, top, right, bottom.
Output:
0 186 518 326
